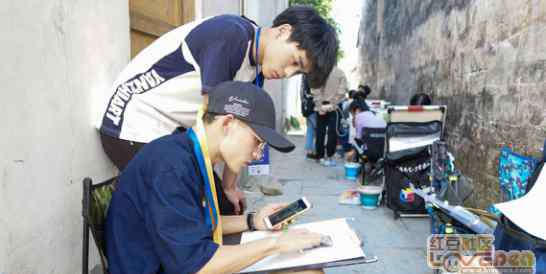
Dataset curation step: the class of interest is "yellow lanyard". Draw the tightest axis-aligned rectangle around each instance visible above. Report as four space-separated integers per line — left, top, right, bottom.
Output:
192 108 223 244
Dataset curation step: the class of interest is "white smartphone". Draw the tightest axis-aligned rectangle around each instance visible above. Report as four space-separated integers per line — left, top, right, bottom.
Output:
263 197 312 230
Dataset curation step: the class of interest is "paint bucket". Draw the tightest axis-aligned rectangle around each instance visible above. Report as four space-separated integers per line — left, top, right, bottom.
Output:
358 185 383 209
344 162 361 181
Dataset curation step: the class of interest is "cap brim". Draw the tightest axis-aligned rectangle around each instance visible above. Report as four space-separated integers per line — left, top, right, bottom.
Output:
248 124 295 153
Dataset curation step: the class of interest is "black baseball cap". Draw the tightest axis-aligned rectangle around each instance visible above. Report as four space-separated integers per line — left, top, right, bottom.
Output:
207 81 295 153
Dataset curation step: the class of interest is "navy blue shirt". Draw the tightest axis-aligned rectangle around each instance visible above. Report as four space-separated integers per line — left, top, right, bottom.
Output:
105 131 219 274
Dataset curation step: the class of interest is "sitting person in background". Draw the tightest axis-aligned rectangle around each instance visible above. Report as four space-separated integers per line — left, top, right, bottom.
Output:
410 93 432 106
352 101 386 140
347 84 372 104
105 82 325 274
345 100 386 162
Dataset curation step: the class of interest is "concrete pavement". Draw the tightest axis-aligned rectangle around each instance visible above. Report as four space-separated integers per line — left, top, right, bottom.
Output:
245 136 432 274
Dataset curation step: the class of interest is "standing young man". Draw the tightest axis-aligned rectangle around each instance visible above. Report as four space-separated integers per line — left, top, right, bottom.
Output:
98 6 338 215
105 82 325 274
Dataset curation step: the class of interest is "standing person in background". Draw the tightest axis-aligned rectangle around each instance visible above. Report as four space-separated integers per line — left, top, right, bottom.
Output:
97 6 338 215
301 75 319 160
312 66 348 167
340 89 358 159
336 90 353 158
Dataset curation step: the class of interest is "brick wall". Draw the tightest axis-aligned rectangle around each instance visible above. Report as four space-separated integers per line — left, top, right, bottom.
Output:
358 0 546 208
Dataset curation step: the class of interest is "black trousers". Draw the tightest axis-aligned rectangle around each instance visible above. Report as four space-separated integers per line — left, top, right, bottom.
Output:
99 131 236 215
315 111 338 158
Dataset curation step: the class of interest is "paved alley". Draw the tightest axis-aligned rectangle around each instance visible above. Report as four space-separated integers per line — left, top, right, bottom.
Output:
246 136 432 274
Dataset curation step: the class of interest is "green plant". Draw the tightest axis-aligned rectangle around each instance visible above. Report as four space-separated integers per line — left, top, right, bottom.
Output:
90 183 115 227
88 181 116 269
290 116 301 130
284 116 302 131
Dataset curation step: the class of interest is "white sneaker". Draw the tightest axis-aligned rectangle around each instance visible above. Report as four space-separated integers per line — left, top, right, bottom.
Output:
320 158 336 167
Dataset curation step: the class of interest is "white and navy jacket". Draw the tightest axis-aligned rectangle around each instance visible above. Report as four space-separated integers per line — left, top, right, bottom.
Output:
100 15 260 143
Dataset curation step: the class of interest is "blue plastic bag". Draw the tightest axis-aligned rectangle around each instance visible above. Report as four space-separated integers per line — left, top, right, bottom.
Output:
498 147 539 201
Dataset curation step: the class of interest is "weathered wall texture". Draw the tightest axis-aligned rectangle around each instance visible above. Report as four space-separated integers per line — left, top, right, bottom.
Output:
359 0 546 208
0 0 129 273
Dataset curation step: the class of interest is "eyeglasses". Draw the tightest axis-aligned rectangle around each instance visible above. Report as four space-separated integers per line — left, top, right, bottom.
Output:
248 128 266 160
226 118 266 160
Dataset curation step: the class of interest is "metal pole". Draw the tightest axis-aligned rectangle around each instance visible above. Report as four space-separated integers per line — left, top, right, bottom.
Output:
82 178 92 274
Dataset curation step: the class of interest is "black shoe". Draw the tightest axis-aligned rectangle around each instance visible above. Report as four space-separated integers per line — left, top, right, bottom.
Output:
306 153 320 160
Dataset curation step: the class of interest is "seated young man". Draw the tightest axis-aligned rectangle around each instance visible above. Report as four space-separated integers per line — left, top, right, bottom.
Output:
105 81 325 274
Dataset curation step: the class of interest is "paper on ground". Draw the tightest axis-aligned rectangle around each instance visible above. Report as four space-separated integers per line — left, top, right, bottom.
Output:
495 166 546 240
338 189 361 205
237 218 364 273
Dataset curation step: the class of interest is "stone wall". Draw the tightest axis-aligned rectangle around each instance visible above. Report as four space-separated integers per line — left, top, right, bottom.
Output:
359 0 546 208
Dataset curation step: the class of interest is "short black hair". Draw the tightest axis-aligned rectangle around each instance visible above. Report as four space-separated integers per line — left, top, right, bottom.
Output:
358 85 372 97
202 112 218 124
410 93 432 106
349 99 369 112
349 100 360 112
352 91 368 101
273 5 338 88
348 89 357 99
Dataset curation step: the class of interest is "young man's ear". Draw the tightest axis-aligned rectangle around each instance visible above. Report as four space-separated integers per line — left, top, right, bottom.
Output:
220 114 236 134
275 24 292 39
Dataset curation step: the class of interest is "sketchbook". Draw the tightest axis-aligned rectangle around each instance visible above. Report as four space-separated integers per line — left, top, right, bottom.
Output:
237 218 366 273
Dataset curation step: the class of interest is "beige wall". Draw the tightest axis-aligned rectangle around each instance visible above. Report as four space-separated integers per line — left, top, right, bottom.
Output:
0 1 292 273
0 0 129 273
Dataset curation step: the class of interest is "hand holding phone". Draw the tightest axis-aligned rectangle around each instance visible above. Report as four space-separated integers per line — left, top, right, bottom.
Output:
263 197 312 230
